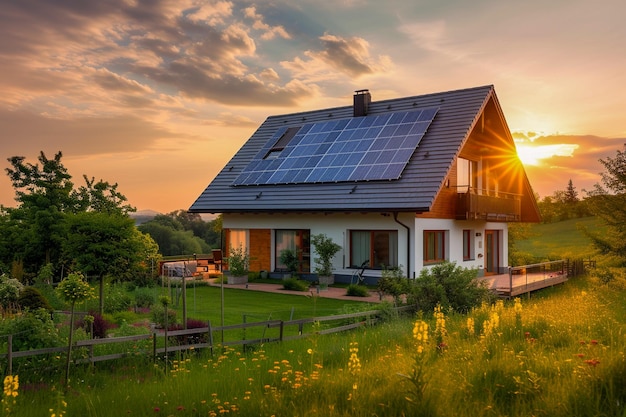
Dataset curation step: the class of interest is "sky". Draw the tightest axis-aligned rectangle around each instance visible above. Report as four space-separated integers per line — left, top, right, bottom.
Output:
1 0 624 214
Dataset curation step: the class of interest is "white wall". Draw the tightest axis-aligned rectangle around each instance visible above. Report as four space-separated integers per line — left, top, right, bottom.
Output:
223 213 509 278
223 212 413 276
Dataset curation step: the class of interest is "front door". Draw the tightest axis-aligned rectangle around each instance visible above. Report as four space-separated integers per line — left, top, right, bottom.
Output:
485 230 500 275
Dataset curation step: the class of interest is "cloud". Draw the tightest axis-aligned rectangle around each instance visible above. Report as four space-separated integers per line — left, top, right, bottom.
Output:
281 33 392 81
243 5 291 40
519 135 625 197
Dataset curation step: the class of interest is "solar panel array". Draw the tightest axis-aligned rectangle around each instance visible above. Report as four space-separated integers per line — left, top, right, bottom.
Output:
232 106 439 186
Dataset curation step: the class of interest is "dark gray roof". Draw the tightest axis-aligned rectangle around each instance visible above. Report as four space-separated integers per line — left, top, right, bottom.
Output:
189 85 495 214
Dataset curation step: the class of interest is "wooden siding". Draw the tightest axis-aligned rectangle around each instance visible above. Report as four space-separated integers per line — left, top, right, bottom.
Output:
250 229 271 271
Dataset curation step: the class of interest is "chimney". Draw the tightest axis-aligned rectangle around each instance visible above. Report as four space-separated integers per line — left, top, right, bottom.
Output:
353 89 371 117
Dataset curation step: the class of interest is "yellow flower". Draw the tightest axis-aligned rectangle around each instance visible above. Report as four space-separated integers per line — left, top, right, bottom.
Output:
3 375 18 398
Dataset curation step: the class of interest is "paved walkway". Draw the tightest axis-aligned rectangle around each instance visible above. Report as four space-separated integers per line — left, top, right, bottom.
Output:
208 280 386 303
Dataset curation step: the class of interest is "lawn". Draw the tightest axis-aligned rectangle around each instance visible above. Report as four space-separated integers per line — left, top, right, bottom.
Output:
515 216 604 260
153 283 373 325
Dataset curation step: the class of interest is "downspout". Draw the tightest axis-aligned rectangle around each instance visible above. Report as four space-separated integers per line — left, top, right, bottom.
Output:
393 212 411 279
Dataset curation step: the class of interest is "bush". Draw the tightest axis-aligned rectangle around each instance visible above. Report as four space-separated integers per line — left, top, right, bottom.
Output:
0 275 23 309
17 286 53 311
104 284 133 313
346 284 370 297
377 266 410 305
407 261 491 313
88 313 117 338
282 278 309 292
134 288 155 308
0 308 61 350
151 304 177 328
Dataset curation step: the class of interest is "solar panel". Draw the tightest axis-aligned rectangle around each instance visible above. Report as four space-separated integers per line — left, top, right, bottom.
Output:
232 106 439 186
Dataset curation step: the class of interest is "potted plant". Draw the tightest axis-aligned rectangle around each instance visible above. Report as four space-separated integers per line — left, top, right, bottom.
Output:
226 245 249 284
311 233 341 285
279 249 299 279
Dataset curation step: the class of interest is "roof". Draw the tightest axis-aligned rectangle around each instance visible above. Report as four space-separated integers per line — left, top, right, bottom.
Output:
190 85 499 214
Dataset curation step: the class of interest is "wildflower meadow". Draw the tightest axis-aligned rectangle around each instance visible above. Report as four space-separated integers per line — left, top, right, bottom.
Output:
4 275 626 416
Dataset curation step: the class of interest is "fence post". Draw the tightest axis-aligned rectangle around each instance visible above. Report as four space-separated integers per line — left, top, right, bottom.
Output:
279 321 284 342
207 320 214 356
152 330 156 363
8 334 12 375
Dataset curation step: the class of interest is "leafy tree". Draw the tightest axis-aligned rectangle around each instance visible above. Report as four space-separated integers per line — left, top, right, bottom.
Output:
138 221 208 256
71 175 136 215
2 151 137 278
56 272 95 386
62 212 143 314
584 145 626 265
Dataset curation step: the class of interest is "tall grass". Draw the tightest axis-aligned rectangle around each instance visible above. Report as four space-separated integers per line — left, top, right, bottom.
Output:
7 275 626 416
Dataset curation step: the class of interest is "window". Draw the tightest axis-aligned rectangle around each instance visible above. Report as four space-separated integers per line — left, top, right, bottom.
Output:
264 127 300 159
463 229 474 261
424 230 447 264
350 230 398 268
229 229 248 252
457 158 478 193
275 229 310 272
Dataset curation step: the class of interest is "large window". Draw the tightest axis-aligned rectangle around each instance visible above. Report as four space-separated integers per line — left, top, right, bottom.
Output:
424 230 447 264
275 229 310 273
350 230 398 269
229 229 248 252
457 158 478 193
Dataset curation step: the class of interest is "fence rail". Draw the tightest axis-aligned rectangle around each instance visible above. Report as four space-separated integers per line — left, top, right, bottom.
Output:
1 306 413 374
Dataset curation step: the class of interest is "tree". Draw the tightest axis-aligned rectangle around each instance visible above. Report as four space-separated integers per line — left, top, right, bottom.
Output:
56 272 94 387
584 145 626 265
62 212 143 314
2 151 137 277
564 179 579 203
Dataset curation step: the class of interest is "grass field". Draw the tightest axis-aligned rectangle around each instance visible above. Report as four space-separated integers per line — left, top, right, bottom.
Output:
515 216 604 260
7 274 626 417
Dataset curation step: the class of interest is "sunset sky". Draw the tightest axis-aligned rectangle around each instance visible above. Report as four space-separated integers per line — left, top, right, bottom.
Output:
1 0 624 214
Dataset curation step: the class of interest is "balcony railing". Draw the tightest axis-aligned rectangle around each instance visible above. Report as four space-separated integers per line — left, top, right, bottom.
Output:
456 189 521 221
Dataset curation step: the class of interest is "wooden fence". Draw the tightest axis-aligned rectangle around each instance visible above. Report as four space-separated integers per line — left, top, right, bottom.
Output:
1 307 412 374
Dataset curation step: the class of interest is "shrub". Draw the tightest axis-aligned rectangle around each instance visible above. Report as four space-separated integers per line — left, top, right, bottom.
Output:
104 284 133 313
377 266 410 305
282 278 309 292
0 275 23 309
0 308 61 350
151 304 177 328
407 261 491 313
17 286 53 311
346 284 370 297
89 312 117 338
134 288 155 308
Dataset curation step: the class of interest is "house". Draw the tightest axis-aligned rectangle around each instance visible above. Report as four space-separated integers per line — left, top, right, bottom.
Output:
189 85 540 283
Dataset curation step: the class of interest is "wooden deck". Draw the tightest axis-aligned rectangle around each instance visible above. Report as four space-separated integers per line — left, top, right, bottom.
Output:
478 261 568 298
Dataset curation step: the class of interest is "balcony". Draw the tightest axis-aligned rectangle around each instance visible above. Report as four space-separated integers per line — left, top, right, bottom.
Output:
456 189 521 221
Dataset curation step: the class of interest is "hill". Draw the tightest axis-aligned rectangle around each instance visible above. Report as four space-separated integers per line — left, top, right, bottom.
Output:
515 216 603 260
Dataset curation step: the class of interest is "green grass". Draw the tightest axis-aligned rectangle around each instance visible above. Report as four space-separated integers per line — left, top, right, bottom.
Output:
515 216 604 260
162 284 372 325
9 274 626 417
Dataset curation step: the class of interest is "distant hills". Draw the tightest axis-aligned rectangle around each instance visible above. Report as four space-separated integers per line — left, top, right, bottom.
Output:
129 209 216 225
129 209 160 225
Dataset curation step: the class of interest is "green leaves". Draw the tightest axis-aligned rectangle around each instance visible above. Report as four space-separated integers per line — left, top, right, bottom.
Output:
56 272 95 304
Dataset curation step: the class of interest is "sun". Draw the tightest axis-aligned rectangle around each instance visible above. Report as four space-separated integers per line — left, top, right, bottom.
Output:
515 144 541 166
515 143 580 167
